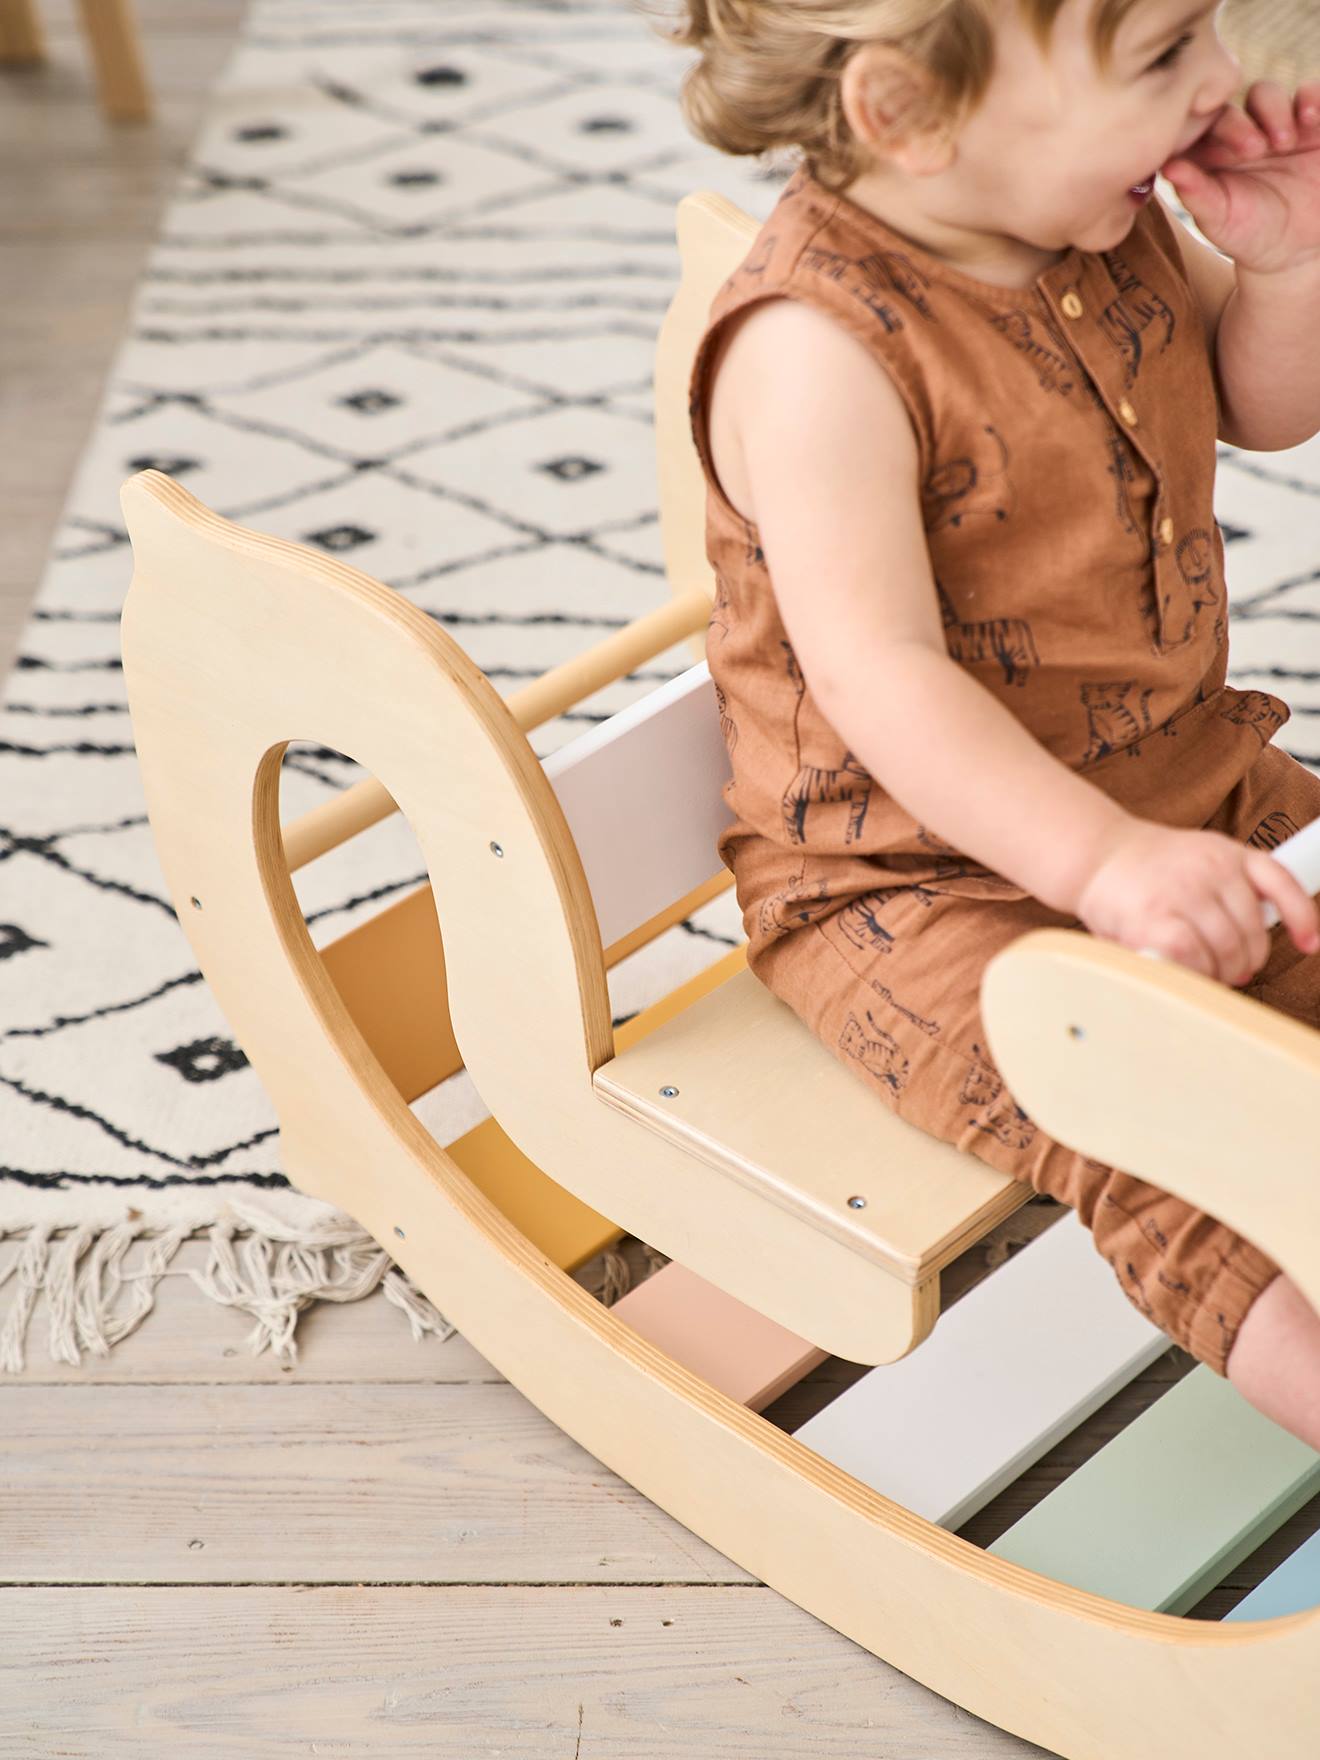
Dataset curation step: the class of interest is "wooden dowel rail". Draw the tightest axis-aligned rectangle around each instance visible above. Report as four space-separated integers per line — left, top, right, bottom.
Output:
281 584 712 873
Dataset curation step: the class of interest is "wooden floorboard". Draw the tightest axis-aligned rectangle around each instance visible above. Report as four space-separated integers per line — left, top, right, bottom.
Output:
0 1586 1046 1757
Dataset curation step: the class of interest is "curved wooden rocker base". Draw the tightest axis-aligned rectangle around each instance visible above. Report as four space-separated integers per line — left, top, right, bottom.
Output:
283 1118 1320 1760
117 471 1320 1760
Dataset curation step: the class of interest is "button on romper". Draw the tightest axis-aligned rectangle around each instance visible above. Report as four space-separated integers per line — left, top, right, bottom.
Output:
687 168 1319 1378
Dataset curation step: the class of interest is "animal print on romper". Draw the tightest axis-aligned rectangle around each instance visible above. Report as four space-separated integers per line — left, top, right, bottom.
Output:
923 425 1014 534
838 1008 911 1092
935 580 1041 688
799 248 906 333
1247 810 1301 851
1219 691 1288 747
984 305 1077 396
960 1041 1038 1152
1096 250 1175 387
1079 680 1156 764
713 681 738 753
756 862 841 939
782 753 872 844
834 885 936 958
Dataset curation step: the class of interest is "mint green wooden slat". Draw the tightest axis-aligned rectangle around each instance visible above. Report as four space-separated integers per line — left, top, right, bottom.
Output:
987 1365 1320 1615
1224 1523 1320 1621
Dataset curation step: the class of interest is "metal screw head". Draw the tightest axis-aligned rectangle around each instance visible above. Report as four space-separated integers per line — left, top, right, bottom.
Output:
847 1195 867 1210
393 1226 406 1239
659 1085 679 1099
489 841 504 858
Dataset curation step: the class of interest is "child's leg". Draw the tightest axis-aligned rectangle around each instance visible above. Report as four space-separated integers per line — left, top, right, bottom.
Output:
754 886 1284 1377
1227 1273 1320 1452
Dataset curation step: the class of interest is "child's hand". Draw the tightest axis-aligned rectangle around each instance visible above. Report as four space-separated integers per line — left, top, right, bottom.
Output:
1073 821 1320 986
1160 82 1320 278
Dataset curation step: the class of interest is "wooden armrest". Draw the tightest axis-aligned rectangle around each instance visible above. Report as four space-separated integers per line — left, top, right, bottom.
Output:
982 927 1320 1318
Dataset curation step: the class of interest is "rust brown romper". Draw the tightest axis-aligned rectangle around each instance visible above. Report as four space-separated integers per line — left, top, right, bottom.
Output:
688 167 1320 1378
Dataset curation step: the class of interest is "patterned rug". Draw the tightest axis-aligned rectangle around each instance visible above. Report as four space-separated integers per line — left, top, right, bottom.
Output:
4 0 1319 1370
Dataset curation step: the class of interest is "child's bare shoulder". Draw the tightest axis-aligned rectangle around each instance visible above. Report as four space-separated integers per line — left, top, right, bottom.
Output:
714 297 922 528
707 293 920 531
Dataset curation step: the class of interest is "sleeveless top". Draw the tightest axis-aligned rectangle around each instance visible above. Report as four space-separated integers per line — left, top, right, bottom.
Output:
687 167 1289 965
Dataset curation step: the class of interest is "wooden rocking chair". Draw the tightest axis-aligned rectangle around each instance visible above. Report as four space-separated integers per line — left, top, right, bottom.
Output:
117 190 1320 1760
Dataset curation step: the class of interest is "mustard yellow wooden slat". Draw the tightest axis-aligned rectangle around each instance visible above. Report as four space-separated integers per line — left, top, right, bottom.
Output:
419 948 749 1274
319 869 733 1107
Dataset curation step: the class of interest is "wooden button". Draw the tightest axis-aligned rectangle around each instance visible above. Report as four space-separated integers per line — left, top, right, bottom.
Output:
1061 291 1084 319
1118 398 1138 426
1159 517 1175 546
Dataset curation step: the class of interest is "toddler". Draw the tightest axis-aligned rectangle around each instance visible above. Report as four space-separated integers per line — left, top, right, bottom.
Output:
654 0 1320 1450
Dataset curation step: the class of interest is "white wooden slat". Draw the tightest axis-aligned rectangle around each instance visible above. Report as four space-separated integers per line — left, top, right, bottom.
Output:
542 660 734 948
791 1211 1169 1529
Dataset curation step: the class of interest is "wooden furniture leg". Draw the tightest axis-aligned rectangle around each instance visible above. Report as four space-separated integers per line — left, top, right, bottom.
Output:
76 0 150 121
0 0 43 61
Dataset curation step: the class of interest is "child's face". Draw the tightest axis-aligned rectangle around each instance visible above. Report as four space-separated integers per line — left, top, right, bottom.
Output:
884 0 1243 259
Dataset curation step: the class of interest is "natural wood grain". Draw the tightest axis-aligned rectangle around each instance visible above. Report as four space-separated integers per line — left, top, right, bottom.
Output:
0 1585 1047 1757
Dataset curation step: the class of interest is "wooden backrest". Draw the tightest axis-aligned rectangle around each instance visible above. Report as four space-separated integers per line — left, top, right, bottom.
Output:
534 189 756 944
543 662 734 949
653 192 759 613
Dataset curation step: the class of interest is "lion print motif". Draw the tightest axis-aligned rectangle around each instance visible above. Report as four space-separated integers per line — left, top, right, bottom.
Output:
1219 690 1287 747
924 425 1014 533
1140 526 1220 651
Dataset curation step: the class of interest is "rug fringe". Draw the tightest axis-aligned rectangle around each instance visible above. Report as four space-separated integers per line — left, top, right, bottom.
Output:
0 1197 457 1374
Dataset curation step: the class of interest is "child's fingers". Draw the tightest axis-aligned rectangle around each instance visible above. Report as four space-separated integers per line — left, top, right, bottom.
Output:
1188 893 1261 984
1139 912 1216 978
1214 96 1273 159
1218 875 1273 977
1244 848 1320 952
1244 79 1297 152
1159 158 1228 232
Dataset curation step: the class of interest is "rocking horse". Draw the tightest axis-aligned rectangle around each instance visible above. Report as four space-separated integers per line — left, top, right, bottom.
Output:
117 189 1320 1759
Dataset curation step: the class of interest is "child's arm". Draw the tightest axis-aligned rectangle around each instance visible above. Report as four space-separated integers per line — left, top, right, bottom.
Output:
720 295 1319 978
724 295 1127 914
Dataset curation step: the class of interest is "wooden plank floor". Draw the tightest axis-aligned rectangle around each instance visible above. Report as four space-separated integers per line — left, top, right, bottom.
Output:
5 1216 1320 1753
4 3 1320 1754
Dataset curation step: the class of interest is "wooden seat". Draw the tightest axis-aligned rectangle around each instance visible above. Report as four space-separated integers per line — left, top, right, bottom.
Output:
595 962 1026 1288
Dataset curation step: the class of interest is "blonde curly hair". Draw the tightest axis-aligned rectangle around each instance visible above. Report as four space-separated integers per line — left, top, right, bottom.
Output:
644 0 1148 192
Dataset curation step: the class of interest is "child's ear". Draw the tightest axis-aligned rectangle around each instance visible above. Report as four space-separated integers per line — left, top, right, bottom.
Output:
839 42 957 176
